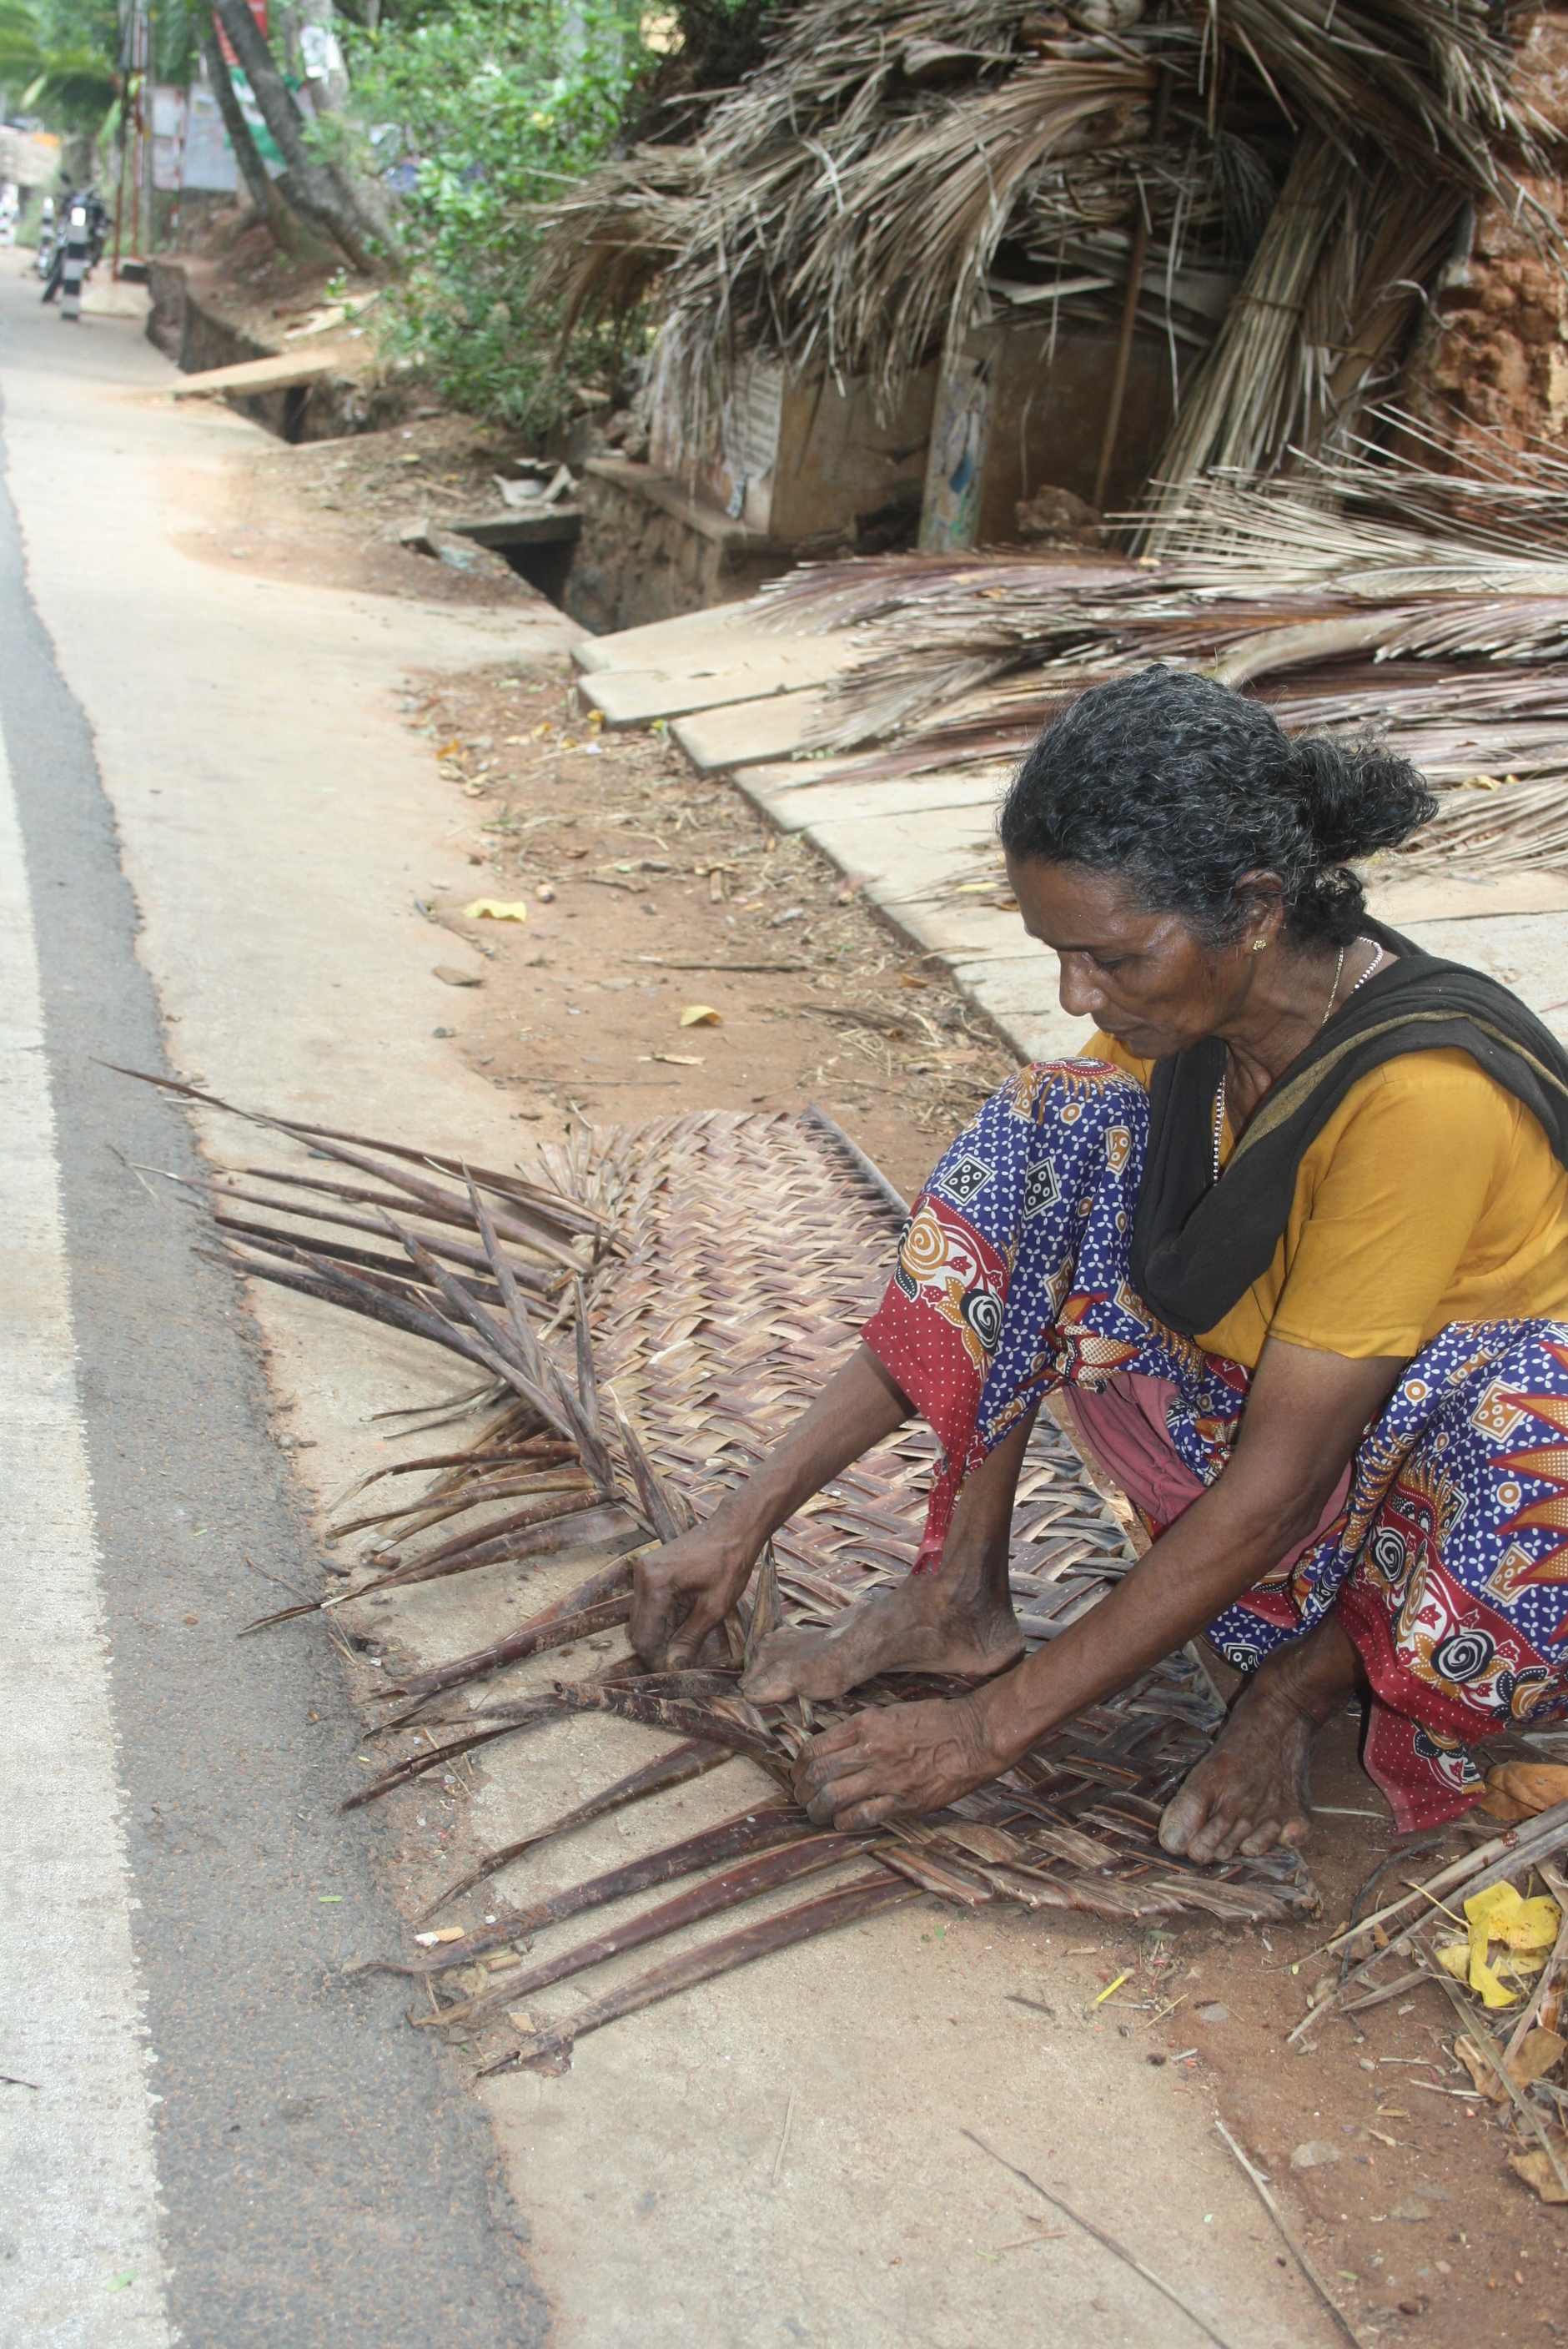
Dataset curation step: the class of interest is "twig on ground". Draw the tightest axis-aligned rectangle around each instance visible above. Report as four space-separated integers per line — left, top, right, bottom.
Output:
960 2128 1240 2349
1213 2121 1365 2349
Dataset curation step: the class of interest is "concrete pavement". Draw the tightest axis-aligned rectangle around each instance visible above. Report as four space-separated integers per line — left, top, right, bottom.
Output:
0 266 568 2348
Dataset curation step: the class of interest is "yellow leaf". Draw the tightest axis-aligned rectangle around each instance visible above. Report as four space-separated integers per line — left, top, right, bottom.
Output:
1436 1939 1470 1981
1472 1954 1520 2009
463 899 529 923
680 1005 721 1028
1466 1883 1561 1954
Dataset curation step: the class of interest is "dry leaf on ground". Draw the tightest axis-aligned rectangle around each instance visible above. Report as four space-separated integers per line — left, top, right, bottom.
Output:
1510 2028 1565 2088
1510 2146 1568 2204
464 899 530 922
1480 1762 1568 1822
679 1005 722 1027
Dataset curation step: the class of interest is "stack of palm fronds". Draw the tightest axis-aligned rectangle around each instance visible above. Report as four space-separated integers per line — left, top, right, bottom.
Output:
736 422 1568 884
138 1079 1318 2074
527 145 702 346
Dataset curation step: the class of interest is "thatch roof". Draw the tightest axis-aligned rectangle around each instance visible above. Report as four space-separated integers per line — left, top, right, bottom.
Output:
535 0 1552 517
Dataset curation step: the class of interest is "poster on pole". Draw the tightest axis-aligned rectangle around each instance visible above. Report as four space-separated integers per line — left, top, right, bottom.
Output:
180 82 239 191
152 86 186 190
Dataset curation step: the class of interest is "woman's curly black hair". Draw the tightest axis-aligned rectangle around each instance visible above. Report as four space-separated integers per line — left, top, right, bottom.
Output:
998 665 1436 946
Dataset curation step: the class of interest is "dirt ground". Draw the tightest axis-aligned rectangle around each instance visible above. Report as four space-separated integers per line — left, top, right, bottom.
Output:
193 410 1567 2343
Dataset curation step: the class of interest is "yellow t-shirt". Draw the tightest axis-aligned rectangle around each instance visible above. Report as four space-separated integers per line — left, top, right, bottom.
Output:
1088 1031 1568 1369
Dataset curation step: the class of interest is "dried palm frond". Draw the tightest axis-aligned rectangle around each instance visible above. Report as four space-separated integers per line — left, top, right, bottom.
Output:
779 58 1157 409
1209 0 1541 191
528 145 702 345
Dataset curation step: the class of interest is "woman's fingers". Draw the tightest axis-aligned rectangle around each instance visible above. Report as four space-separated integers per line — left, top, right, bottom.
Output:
790 1696 997 1827
664 1587 733 1672
630 1527 753 1667
628 1555 684 1664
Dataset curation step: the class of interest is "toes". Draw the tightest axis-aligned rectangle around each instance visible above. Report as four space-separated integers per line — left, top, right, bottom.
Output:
1238 1817 1284 1859
1275 1813 1314 1851
1188 1808 1252 1864
1158 1785 1210 1855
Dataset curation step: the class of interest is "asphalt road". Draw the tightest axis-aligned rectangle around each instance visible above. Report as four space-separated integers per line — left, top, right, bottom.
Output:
0 294 548 2349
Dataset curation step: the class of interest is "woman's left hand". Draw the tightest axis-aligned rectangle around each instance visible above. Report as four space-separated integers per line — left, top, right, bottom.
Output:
791 1694 1003 1828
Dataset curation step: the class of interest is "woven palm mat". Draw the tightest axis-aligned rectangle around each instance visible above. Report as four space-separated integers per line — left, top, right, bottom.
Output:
218 1096 1317 2070
546 1107 1316 1919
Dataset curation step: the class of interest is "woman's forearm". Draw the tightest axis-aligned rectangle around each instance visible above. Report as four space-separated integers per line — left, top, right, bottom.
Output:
972 1461 1331 1763
631 1341 912 1667
703 1342 910 1557
971 1338 1404 1764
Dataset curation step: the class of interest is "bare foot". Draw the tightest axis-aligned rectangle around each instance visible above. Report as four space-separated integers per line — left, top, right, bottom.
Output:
742 1573 1023 1705
1158 1615 1362 1862
1158 1672 1315 1862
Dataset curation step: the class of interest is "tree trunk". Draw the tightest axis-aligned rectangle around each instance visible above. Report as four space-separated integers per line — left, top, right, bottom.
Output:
201 32 329 263
210 0 385 269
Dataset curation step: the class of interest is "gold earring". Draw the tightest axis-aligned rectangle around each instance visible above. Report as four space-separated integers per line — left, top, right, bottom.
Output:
1251 938 1267 953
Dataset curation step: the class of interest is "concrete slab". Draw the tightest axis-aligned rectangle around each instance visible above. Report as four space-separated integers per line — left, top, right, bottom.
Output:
672 687 832 770
581 635 852 724
571 601 773 675
736 761 1012 835
951 954 1097 1063
1369 870 1568 924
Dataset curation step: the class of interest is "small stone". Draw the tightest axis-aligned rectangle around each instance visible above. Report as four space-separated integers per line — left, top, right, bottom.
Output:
1290 2142 1342 2170
432 1025 457 1038
1196 2002 1231 2025
1388 2198 1434 2222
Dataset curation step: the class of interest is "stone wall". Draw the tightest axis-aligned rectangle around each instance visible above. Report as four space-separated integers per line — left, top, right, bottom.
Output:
568 460 793 636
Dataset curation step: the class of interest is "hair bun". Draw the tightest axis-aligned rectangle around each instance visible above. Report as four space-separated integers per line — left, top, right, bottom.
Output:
1292 735 1435 866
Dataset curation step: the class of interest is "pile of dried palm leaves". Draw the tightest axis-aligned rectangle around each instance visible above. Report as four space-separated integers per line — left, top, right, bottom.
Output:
130 1074 1317 2075
732 419 1568 888
534 0 1545 511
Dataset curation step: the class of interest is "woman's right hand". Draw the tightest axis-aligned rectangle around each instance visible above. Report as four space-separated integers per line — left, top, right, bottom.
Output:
630 1521 759 1670
627 1344 912 1671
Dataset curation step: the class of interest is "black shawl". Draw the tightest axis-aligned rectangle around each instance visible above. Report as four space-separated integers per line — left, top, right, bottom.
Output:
1128 920 1568 1339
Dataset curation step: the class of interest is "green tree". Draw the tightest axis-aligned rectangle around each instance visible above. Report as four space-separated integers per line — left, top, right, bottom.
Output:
345 0 646 422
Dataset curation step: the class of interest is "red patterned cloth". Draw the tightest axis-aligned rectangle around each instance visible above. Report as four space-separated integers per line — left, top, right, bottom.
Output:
866 1063 1568 1831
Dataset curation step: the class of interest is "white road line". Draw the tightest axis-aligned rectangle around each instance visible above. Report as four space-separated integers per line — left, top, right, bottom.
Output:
0 728 170 2346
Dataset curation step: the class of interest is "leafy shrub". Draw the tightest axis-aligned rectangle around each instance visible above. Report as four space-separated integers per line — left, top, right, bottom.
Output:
346 0 647 428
